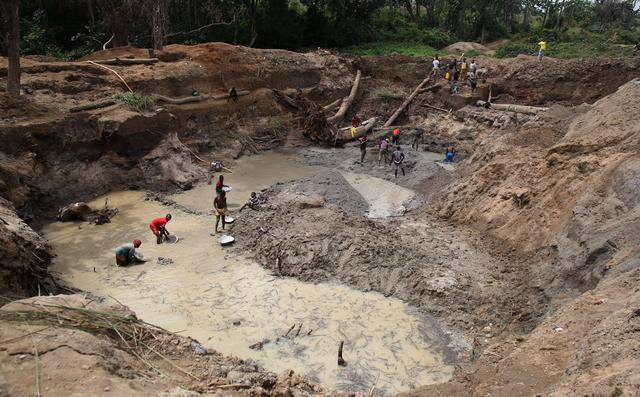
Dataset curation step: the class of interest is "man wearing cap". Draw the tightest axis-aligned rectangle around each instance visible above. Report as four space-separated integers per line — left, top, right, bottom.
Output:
150 214 172 244
115 240 142 266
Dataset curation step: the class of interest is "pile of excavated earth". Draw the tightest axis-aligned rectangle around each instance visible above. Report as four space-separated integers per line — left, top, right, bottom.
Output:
1 42 640 396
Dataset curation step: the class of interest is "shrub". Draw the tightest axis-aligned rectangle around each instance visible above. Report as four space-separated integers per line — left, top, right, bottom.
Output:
495 42 534 58
114 93 157 113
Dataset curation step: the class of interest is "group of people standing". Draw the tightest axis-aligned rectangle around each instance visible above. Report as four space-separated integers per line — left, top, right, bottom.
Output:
356 128 406 178
431 54 479 94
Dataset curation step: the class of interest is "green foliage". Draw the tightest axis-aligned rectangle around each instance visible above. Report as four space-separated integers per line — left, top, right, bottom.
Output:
496 37 634 59
370 8 453 48
114 93 157 113
495 42 534 58
3 0 639 59
345 42 438 57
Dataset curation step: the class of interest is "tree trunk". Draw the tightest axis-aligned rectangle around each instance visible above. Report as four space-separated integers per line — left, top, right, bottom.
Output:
233 0 239 45
6 0 20 97
522 2 530 31
152 0 164 50
247 0 258 47
402 0 415 21
87 0 96 26
100 0 129 46
542 0 551 28
326 70 362 124
384 75 431 127
555 0 566 32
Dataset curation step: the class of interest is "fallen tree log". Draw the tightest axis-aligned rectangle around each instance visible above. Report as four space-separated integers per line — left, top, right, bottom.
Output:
280 85 318 97
417 83 443 94
384 76 431 127
70 100 116 112
476 100 548 115
327 70 361 124
272 89 298 109
335 117 377 144
211 90 250 100
154 94 210 104
93 58 159 66
420 103 450 112
323 98 342 113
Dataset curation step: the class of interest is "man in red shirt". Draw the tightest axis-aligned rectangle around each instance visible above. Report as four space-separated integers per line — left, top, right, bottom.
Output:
150 214 172 244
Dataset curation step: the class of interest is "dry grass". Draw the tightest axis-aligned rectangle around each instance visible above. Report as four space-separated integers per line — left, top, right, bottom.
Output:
0 301 200 380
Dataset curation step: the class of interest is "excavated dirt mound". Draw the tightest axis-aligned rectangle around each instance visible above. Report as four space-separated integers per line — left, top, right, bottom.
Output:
443 42 492 55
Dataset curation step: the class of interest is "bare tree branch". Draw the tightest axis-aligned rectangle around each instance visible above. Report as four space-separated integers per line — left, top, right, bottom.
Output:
164 17 235 39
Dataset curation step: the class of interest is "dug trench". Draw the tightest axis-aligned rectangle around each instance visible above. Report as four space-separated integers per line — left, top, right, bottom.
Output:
2 43 640 396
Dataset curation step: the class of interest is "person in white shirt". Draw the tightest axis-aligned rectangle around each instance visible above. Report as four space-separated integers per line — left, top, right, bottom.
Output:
431 54 440 80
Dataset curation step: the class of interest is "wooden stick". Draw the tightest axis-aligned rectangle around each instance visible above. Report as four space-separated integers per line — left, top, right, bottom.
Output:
420 103 450 112
154 94 210 104
338 340 347 366
327 70 361 124
294 323 303 337
384 75 431 127
476 100 548 115
85 60 133 92
210 90 250 100
216 384 252 389
93 58 159 66
323 98 342 112
284 324 295 337
70 100 116 112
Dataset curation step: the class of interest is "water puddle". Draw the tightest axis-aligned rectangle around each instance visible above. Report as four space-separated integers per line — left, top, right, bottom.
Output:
170 151 318 213
43 154 454 394
340 172 416 218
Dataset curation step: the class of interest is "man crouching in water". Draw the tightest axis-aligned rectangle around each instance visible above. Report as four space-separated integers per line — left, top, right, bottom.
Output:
115 239 142 266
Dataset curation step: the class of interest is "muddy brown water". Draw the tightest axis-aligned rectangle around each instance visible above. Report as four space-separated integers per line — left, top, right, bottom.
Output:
44 152 454 394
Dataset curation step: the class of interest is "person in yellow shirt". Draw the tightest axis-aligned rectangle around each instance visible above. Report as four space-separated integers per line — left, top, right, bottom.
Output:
538 39 547 61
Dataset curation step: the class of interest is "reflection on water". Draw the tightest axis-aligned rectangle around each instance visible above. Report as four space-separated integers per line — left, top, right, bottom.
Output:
44 154 453 394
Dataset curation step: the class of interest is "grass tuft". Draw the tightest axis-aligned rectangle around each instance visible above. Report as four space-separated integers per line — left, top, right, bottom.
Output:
114 92 157 113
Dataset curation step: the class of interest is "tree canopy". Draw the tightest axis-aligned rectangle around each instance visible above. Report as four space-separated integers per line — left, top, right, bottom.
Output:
1 0 639 60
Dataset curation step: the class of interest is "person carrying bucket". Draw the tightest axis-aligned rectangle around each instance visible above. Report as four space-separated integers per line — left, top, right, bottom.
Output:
114 239 142 266
214 191 228 233
150 214 172 244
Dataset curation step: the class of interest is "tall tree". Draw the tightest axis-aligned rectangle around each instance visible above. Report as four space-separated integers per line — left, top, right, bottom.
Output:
5 0 20 96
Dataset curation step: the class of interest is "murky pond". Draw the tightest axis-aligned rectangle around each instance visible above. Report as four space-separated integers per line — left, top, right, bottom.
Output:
340 171 416 218
44 153 454 394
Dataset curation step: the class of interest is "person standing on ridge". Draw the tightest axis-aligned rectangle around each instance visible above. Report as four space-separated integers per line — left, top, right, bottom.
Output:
389 146 406 179
460 57 468 81
537 39 547 61
431 54 440 80
150 214 172 244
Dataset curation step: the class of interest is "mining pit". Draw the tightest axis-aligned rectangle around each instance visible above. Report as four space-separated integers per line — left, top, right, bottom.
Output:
2 43 640 397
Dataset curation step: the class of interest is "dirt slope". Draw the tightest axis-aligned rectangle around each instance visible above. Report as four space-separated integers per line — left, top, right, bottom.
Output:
0 294 325 397
420 79 640 395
